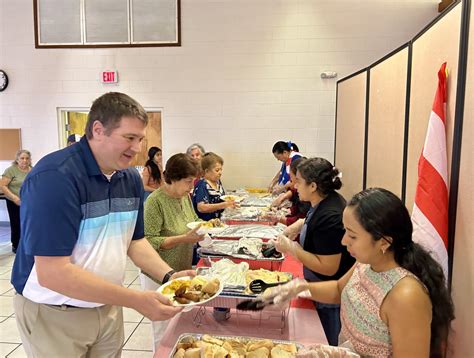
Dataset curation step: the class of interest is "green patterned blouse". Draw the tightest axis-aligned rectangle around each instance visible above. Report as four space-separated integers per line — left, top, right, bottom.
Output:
143 188 199 282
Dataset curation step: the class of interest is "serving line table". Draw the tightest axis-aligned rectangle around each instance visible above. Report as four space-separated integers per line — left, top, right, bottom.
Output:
154 256 328 356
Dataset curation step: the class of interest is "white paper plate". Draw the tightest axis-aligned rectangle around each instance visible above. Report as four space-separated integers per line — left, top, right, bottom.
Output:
186 221 228 235
157 276 223 308
221 194 245 202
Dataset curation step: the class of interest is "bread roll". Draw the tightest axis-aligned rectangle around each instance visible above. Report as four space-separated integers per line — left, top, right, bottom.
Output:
202 344 228 358
247 339 274 352
194 341 211 349
270 346 293 357
214 345 229 358
273 343 297 353
222 341 233 353
202 278 221 295
202 334 224 346
173 348 185 358
246 347 270 358
177 342 195 350
183 347 201 358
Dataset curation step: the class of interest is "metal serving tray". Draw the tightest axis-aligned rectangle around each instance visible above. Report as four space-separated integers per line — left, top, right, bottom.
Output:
197 240 285 262
196 267 292 299
169 333 304 357
212 224 286 240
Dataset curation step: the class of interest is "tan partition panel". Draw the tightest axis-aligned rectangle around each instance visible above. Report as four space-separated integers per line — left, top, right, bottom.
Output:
366 48 409 197
449 3 474 357
0 129 22 160
405 3 462 211
335 72 367 201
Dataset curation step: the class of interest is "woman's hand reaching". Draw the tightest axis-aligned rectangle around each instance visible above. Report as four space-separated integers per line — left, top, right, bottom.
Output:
270 234 300 257
260 278 309 308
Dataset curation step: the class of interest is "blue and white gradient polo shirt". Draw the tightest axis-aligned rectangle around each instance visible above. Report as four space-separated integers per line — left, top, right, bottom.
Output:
11 137 144 307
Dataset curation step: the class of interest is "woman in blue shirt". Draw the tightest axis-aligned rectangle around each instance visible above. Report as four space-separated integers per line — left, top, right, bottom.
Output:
268 141 301 193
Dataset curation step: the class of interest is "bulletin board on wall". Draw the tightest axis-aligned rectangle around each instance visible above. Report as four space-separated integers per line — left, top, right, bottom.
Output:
334 71 367 201
0 129 22 160
366 46 409 198
405 2 462 211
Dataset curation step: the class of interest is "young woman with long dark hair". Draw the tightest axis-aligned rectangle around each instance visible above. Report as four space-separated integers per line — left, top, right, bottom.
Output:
142 146 162 199
265 188 455 357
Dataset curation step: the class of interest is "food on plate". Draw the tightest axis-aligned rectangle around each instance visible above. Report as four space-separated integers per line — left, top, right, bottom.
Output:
201 218 225 228
172 335 299 358
221 194 243 202
161 276 221 305
202 278 221 295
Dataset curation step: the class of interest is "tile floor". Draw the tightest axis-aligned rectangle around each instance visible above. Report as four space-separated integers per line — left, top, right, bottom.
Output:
0 225 155 357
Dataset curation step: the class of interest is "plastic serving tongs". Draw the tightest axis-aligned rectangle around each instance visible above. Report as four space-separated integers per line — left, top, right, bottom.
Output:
236 296 274 311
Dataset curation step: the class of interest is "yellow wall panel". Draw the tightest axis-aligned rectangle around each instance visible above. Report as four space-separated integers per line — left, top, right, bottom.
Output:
335 72 367 201
366 48 409 197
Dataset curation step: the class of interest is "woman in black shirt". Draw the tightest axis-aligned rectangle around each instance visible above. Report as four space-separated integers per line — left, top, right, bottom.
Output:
273 157 355 346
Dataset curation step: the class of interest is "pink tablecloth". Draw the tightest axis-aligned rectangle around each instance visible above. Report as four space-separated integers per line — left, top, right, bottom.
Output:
154 305 327 357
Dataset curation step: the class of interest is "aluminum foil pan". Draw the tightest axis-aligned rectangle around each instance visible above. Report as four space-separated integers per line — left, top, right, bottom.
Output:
212 224 286 240
240 196 274 207
169 333 304 358
196 267 292 298
197 239 285 262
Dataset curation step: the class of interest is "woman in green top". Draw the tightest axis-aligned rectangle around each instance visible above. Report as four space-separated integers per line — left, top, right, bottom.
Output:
0 150 33 253
140 153 204 350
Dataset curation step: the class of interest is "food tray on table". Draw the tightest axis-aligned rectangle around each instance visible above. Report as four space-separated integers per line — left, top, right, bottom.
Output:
196 265 292 299
212 224 286 240
221 206 267 222
197 239 285 262
240 195 274 207
169 333 304 357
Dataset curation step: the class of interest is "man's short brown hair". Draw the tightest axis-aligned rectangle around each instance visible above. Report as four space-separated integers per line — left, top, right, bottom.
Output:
85 92 148 139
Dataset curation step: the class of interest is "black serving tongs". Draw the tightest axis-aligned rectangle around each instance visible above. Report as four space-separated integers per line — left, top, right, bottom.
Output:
248 279 287 294
236 298 274 311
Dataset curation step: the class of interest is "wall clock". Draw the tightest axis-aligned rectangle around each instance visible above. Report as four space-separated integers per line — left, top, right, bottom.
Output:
0 70 9 92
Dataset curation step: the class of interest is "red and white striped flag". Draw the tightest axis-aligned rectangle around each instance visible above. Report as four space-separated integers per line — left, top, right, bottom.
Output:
411 62 449 279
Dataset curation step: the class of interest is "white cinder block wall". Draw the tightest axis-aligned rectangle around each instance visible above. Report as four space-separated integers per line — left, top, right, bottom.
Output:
0 0 438 221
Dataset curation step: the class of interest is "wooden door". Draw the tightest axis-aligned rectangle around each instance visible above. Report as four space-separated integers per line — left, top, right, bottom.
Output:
131 111 162 167
67 112 88 137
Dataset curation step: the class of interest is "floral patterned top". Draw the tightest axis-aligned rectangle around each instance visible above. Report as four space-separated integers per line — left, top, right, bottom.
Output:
340 263 417 357
192 178 226 221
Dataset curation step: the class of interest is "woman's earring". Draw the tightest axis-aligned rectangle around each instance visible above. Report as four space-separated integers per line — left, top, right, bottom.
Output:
381 248 386 255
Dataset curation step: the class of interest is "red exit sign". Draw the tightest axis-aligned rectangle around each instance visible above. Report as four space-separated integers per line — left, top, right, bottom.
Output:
101 70 118 83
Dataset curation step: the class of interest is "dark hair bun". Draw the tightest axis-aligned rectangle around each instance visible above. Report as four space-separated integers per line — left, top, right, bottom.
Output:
331 167 343 190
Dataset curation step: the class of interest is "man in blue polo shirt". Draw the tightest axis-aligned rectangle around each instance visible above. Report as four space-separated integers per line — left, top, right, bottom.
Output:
11 92 193 356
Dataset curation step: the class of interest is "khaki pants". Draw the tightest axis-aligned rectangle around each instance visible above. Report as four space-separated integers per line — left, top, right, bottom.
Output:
14 294 124 358
139 273 169 352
